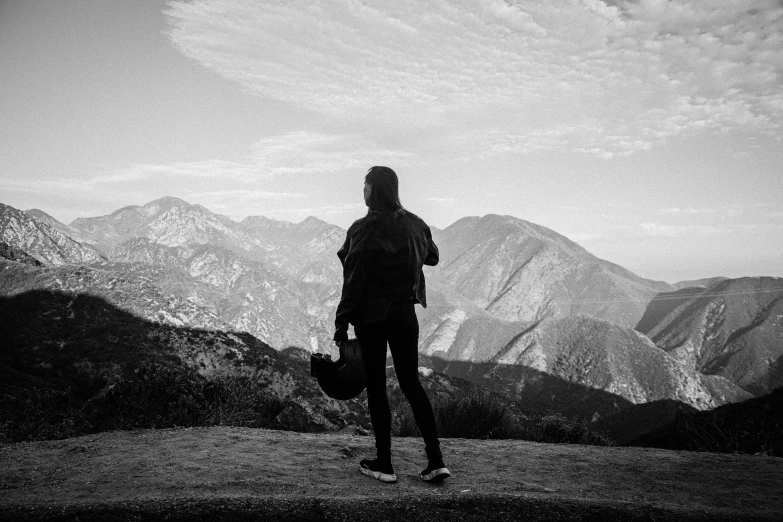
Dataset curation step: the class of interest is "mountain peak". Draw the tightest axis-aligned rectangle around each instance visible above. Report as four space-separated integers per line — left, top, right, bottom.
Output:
142 197 195 216
25 209 64 226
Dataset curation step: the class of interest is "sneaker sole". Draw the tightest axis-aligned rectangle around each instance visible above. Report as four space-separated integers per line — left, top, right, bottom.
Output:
421 467 451 482
359 466 398 483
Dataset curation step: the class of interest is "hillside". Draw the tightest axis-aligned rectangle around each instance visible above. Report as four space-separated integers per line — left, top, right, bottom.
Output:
1 427 781 521
644 277 783 395
429 214 672 328
3 197 782 424
0 203 105 265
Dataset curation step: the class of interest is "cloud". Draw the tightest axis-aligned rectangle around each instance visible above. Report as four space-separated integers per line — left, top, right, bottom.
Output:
425 197 458 204
166 0 783 158
263 203 366 217
89 131 411 185
182 189 308 219
90 160 270 185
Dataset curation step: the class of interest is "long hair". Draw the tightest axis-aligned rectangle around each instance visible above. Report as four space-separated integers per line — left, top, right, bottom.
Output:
365 166 404 212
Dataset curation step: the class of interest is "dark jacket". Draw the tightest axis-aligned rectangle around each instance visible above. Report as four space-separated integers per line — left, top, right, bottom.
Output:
334 208 439 341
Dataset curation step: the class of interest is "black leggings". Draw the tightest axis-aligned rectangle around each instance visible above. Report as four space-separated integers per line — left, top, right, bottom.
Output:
355 301 440 462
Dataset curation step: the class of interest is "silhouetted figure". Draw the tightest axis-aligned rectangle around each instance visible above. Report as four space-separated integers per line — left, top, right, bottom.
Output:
334 166 450 484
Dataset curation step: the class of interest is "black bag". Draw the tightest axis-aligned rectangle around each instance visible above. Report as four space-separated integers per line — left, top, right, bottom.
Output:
310 338 366 400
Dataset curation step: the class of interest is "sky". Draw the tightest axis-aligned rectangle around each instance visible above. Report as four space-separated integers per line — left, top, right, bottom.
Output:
1 0 782 283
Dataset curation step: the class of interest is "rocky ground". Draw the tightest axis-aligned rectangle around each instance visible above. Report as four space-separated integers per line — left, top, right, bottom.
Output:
1 427 781 521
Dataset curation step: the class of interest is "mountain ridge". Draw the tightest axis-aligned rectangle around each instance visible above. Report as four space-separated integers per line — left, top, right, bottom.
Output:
2 197 780 422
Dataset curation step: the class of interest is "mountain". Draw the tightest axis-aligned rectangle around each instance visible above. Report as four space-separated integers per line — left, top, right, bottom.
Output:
3 197 781 423
70 197 249 252
641 277 783 395
70 197 345 283
422 313 750 418
238 215 345 282
429 215 672 329
0 284 369 433
0 203 105 265
0 242 42 266
109 239 337 352
629 386 783 456
25 208 92 246
0 258 485 437
591 399 699 444
0 258 228 333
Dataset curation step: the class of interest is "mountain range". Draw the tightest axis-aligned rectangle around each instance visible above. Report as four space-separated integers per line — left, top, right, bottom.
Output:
1 197 781 424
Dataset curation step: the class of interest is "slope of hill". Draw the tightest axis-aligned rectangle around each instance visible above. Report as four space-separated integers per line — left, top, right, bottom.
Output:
239 214 345 281
0 259 227 333
0 277 367 434
644 277 783 395
25 208 93 246
629 386 783 455
492 315 750 409
4 198 781 424
0 203 105 265
422 313 751 419
109 238 338 352
70 197 249 252
592 399 699 444
0 242 42 266
430 214 672 328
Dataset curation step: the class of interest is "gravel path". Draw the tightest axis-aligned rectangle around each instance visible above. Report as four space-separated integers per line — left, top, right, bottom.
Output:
1 426 781 521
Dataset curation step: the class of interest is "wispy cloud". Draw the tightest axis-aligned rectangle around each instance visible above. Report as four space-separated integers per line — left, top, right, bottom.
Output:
264 203 366 216
425 197 458 205
166 0 783 158
88 131 411 185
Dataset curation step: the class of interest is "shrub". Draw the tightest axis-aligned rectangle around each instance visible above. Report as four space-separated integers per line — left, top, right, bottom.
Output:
0 361 291 442
89 361 289 432
642 408 783 457
0 388 92 443
391 388 611 446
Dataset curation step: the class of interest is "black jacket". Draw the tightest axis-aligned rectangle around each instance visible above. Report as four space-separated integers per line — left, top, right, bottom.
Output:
334 208 439 341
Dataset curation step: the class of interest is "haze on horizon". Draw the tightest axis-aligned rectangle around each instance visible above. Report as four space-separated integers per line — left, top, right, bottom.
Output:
1 0 782 283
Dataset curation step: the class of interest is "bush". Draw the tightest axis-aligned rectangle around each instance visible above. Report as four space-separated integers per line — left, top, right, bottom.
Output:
0 361 290 442
642 408 783 457
0 388 92 443
392 388 611 445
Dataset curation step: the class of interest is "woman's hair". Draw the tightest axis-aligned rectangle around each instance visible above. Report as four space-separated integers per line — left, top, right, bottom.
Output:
365 166 404 212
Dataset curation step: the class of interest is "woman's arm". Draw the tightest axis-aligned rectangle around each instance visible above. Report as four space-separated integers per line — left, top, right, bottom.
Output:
334 235 369 342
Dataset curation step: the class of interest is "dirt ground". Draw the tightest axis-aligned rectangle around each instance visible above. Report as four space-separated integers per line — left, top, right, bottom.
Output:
1 426 782 521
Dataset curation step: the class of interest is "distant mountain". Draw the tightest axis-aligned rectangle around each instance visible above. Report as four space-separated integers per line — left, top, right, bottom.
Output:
70 197 345 283
3 197 781 422
672 277 727 290
0 203 105 265
429 214 672 329
109 239 337 352
422 313 750 417
642 277 783 395
25 208 93 246
70 197 249 252
238 214 344 282
0 258 228 333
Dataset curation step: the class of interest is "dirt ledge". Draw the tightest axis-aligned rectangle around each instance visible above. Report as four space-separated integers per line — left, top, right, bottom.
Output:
1 427 781 521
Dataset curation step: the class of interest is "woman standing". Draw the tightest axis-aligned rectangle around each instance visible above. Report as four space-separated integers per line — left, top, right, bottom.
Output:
334 166 450 484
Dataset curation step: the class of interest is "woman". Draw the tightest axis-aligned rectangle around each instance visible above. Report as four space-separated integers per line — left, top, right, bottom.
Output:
334 166 450 484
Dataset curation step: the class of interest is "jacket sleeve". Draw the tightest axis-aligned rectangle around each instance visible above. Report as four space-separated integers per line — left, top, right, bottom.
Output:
334 232 369 341
424 226 439 267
